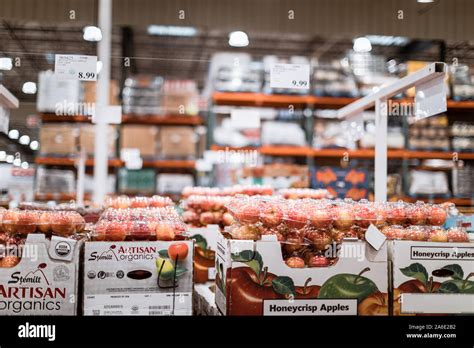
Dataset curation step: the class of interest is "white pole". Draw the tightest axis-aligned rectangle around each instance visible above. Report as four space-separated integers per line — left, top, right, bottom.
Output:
76 148 86 207
93 0 112 205
374 98 388 202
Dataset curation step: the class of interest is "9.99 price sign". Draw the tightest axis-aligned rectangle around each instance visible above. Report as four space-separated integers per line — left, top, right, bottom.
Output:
55 54 98 81
270 63 310 90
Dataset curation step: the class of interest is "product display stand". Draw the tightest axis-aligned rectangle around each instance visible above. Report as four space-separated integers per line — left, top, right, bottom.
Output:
337 62 448 202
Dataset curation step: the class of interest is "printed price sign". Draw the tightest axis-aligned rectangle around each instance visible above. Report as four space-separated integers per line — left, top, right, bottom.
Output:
55 54 97 81
270 64 310 90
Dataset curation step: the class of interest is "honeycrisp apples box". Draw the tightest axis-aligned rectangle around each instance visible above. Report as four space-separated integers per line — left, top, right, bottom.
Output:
390 240 474 315
0 234 81 315
83 240 193 315
215 232 389 316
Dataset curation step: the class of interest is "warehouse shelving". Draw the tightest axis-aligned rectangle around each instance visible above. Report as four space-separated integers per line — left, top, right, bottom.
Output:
40 113 203 125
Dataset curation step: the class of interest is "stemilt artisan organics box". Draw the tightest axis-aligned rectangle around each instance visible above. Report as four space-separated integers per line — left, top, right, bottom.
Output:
0 234 81 315
390 240 474 315
83 240 193 315
215 233 389 316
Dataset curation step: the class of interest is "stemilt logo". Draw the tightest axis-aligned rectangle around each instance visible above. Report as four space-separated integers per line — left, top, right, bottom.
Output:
8 263 50 286
18 322 56 341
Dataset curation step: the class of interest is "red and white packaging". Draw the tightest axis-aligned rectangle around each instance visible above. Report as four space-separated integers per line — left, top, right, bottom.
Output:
0 234 81 315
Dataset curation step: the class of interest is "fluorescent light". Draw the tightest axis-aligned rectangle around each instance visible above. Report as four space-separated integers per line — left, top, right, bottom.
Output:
21 161 29 169
19 135 30 145
366 35 409 46
30 140 39 150
8 129 19 139
13 158 21 166
0 151 6 161
147 25 197 37
417 0 434 3
229 31 249 47
353 37 372 52
83 26 102 41
22 82 37 94
97 61 103 74
6 155 14 163
0 57 12 70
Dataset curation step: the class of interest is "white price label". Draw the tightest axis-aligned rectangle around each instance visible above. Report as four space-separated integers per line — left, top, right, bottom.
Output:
270 63 310 90
55 54 97 81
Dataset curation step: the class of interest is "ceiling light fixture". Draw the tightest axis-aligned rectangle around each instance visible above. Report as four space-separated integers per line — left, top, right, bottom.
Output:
22 82 37 94
30 140 39 150
147 25 197 37
19 135 30 145
0 57 13 70
83 26 102 42
353 37 372 52
8 129 19 139
229 31 249 47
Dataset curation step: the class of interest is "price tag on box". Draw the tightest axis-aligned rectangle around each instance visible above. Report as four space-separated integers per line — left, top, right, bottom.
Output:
270 63 310 90
55 54 97 81
230 109 260 129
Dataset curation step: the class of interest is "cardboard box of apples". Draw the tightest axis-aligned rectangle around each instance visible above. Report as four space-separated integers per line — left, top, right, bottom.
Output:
83 204 194 316
0 208 85 315
214 195 471 316
0 233 82 315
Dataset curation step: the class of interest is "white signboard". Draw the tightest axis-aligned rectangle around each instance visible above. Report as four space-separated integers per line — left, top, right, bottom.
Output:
270 63 310 89
55 54 97 81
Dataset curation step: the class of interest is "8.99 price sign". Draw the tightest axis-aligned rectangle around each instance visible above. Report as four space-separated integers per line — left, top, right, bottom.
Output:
55 54 98 81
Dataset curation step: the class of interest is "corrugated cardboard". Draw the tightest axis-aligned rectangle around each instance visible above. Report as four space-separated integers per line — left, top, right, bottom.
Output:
121 125 159 158
39 124 78 155
79 124 117 157
159 126 196 158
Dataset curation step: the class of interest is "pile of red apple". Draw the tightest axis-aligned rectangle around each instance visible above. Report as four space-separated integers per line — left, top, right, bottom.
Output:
93 207 187 241
225 196 452 243
105 195 174 209
381 226 468 242
0 209 86 238
181 195 234 228
181 185 273 198
278 188 332 200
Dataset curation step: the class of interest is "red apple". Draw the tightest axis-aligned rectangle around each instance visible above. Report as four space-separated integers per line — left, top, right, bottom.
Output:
386 203 407 225
354 204 377 228
333 206 355 231
155 222 176 241
231 225 260 240
285 207 308 229
447 228 469 242
283 233 305 254
16 211 38 235
130 221 153 240
381 226 405 240
427 205 447 226
38 212 52 233
307 255 330 267
305 230 333 251
182 210 199 224
0 255 20 268
406 204 427 225
71 213 86 233
234 203 260 224
309 208 333 229
2 211 19 235
285 256 305 268
428 228 448 242
260 203 283 227
51 213 75 237
130 197 148 208
403 226 429 241
105 221 127 241
222 212 235 226
199 211 215 226
168 242 189 261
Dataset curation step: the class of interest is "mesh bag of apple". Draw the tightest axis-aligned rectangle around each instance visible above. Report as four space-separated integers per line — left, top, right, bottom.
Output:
224 196 469 268
278 188 332 200
0 208 87 268
181 195 234 228
105 195 174 209
92 206 187 241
